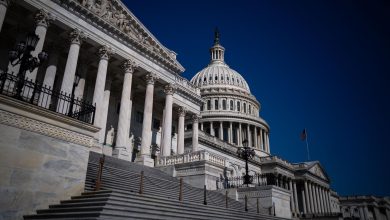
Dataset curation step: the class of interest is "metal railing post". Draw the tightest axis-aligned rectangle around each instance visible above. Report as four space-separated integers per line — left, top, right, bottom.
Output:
139 171 144 194
245 194 248 212
94 155 105 191
225 190 228 208
179 178 183 201
203 185 207 205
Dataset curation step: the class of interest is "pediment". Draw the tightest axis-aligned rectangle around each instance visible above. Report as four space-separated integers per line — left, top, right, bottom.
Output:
69 0 184 73
308 163 328 180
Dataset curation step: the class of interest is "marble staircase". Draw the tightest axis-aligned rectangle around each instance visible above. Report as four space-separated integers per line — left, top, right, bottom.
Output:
24 152 284 220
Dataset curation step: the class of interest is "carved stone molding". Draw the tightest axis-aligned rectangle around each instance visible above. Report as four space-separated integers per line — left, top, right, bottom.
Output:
34 9 53 27
97 45 114 60
121 59 137 73
0 0 11 7
164 84 175 95
178 106 187 117
145 72 158 85
69 28 86 45
0 109 95 147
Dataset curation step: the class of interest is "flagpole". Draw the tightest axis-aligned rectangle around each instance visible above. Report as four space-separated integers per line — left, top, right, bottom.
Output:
305 131 310 161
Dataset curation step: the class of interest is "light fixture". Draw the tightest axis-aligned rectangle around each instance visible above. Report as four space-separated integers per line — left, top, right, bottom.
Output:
25 33 40 49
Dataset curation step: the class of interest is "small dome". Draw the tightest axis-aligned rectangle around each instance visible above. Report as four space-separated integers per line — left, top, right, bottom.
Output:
190 63 251 92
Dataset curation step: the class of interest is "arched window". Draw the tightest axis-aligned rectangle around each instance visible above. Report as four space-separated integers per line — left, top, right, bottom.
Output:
215 75 218 81
249 105 251 114
230 100 234 110
237 101 241 112
207 100 211 110
222 99 227 110
243 103 246 113
215 99 219 110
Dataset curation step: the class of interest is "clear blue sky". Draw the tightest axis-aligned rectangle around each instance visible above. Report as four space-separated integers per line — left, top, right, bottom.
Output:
123 0 390 196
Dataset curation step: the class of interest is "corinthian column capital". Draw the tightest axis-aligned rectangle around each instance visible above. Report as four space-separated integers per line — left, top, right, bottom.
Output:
145 72 158 85
34 9 53 27
191 114 201 122
178 107 187 117
164 83 176 95
121 59 137 73
69 29 86 45
98 45 114 60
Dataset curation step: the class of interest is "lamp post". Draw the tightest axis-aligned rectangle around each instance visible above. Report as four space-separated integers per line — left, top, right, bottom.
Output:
237 139 255 186
67 73 81 117
8 32 48 99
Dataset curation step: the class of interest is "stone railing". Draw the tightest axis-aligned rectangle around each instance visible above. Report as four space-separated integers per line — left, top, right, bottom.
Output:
156 150 226 167
258 155 293 168
175 74 200 96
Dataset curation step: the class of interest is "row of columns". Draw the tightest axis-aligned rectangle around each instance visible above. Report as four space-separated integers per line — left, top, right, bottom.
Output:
204 97 258 117
302 180 332 215
201 121 270 152
3 7 200 166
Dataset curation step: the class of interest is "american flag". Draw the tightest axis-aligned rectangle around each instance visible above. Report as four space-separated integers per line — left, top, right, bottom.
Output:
300 129 307 141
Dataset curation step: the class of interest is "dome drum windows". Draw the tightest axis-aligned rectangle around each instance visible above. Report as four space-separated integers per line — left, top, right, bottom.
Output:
230 100 234 110
237 101 241 112
222 99 227 110
207 100 211 110
243 103 246 113
214 99 219 110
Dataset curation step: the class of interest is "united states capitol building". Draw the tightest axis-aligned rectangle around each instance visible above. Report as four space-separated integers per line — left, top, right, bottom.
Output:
0 0 389 220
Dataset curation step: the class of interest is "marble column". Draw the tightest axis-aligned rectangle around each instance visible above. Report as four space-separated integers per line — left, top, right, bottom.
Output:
247 124 252 147
302 184 307 214
114 60 136 161
363 206 370 219
327 191 332 213
0 0 11 32
161 84 175 156
192 114 199 151
311 183 318 213
304 181 311 214
219 121 223 140
60 29 84 95
210 121 214 136
58 29 85 113
254 126 258 149
373 207 381 220
28 10 51 82
177 107 186 154
358 207 365 220
260 129 264 150
266 132 270 152
308 182 314 213
293 181 299 215
38 51 58 108
136 73 157 167
289 180 295 216
92 46 112 140
99 80 111 144
238 123 242 146
320 187 325 213
228 122 233 144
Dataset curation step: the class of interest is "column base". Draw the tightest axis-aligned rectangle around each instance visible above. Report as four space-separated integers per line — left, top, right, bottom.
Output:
134 155 154 167
112 146 132 162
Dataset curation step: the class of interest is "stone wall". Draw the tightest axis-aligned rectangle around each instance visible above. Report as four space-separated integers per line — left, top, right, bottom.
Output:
0 124 90 220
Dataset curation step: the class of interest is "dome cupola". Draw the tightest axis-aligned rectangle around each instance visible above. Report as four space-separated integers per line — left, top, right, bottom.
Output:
190 29 251 93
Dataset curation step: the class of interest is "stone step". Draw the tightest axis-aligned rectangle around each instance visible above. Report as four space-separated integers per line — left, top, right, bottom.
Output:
24 211 101 219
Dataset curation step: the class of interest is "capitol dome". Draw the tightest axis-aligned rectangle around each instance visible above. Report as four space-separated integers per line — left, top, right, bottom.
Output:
190 29 271 157
190 31 250 93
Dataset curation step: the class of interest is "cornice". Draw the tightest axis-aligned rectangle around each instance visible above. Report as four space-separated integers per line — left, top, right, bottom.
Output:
200 111 270 129
52 0 184 74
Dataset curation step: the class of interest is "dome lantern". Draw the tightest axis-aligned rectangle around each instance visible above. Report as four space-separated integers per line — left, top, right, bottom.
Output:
210 28 225 65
